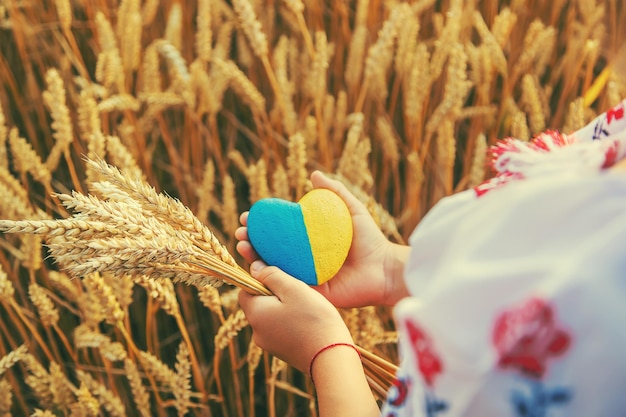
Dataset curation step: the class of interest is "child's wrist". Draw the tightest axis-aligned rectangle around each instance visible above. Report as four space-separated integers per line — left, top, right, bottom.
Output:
383 243 411 305
309 342 361 383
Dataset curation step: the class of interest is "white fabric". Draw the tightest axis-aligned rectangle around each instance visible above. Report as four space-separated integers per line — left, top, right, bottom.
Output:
381 100 626 417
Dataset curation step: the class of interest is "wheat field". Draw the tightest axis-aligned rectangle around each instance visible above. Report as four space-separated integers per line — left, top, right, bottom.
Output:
0 0 624 416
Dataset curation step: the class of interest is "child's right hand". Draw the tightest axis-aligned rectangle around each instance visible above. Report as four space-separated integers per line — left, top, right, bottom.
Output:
238 261 355 373
236 170 410 308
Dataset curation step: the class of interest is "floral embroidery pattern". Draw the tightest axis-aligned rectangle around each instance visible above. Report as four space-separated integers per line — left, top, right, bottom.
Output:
509 381 571 417
493 297 572 416
605 102 624 124
405 319 448 416
406 319 443 386
595 101 625 140
387 378 410 408
493 297 570 377
474 131 574 197
474 100 626 197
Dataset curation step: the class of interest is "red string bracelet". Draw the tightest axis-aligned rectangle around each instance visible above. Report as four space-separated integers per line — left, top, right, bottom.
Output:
308 342 361 383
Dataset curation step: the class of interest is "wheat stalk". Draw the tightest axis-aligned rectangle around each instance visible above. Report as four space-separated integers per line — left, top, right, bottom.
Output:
138 350 178 386
0 378 12 416
0 158 271 296
72 383 100 416
28 284 59 327
196 0 212 63
173 342 193 416
220 174 239 237
469 133 487 187
42 69 74 173
77 370 125 417
286 132 308 199
124 358 151 417
214 309 249 352
271 164 290 200
118 0 142 72
31 410 56 417
48 362 74 408
0 345 27 376
164 3 183 51
22 354 53 407
0 101 7 169
8 128 52 188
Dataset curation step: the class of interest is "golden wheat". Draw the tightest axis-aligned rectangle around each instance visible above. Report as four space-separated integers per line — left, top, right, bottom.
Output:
220 174 239 237
118 1 142 72
273 35 298 136
215 309 249 352
521 73 547 133
271 163 291 200
173 342 193 416
199 285 223 318
0 378 12 417
72 383 100 417
215 59 266 115
76 371 125 417
21 354 53 407
0 1 623 415
42 69 74 172
337 113 374 190
7 129 52 187
361 4 404 104
31 410 56 417
28 284 59 327
48 362 74 408
469 133 488 187
286 132 308 199
0 345 27 376
232 0 268 58
124 358 151 417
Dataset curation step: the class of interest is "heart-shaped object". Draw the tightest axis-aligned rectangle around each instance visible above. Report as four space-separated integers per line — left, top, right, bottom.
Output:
247 189 353 285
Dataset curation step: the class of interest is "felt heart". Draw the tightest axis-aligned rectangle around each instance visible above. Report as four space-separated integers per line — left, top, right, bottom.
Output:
247 189 353 285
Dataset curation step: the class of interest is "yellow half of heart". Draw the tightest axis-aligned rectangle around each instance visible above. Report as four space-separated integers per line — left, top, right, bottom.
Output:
299 189 353 284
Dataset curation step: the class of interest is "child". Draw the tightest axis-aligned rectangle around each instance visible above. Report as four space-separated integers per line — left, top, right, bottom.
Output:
237 99 626 417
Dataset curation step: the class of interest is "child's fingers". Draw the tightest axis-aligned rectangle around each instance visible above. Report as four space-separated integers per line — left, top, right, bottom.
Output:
235 225 248 241
310 170 369 216
238 281 281 326
252 264 310 300
239 211 249 226
238 265 287 323
236 240 258 264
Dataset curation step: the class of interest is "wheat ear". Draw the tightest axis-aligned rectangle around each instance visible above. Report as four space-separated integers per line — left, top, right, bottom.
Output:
0 158 270 296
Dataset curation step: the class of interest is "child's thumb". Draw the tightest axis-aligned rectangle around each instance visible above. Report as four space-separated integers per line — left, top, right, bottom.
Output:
252 263 307 299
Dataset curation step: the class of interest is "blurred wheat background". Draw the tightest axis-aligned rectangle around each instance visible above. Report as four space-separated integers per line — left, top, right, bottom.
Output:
0 0 624 416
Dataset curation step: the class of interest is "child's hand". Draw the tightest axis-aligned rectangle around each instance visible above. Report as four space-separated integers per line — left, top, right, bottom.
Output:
308 171 410 307
238 261 353 373
237 171 410 308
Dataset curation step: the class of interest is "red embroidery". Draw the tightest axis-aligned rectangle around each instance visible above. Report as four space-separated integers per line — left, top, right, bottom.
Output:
474 172 522 197
529 130 572 151
606 103 625 124
602 140 620 168
405 319 443 386
387 378 409 407
474 131 573 197
493 297 571 378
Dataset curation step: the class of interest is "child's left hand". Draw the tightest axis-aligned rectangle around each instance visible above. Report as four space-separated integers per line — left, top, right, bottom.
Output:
238 261 354 373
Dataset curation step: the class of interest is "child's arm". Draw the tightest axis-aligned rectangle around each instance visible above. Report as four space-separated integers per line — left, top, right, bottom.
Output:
238 263 380 416
310 344 380 417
